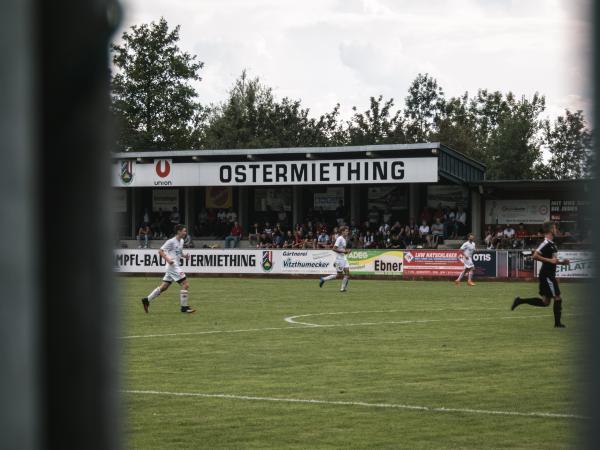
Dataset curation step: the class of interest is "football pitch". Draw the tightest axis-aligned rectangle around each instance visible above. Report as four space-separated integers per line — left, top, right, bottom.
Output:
121 277 587 449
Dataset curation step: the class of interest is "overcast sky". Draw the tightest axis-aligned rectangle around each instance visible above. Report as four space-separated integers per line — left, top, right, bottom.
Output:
116 0 592 123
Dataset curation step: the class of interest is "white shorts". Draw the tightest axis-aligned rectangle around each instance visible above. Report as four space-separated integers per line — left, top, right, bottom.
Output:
163 264 186 283
334 256 349 272
463 257 474 269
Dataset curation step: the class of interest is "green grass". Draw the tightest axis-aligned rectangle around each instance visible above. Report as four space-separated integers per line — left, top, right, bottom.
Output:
121 277 587 449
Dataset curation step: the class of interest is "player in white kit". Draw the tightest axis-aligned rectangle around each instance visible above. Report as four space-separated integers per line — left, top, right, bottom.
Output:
319 226 351 292
142 224 196 313
455 233 477 286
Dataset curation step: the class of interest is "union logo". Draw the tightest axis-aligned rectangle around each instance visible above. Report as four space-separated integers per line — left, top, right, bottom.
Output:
155 159 171 178
120 160 135 184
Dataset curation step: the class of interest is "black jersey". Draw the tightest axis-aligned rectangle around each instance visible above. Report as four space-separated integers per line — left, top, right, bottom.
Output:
536 239 558 277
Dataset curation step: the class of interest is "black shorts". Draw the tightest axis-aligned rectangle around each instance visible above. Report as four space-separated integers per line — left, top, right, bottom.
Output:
539 275 560 298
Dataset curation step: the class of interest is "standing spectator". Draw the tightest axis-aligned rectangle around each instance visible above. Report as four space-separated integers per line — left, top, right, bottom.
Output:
170 207 181 227
137 223 152 248
226 209 237 224
431 218 445 247
368 207 380 228
224 221 243 248
455 207 467 237
484 225 494 249
142 208 150 225
419 220 432 247
335 201 345 226
248 223 260 247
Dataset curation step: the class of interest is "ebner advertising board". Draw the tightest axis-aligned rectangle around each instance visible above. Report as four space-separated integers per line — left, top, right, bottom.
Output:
347 250 404 275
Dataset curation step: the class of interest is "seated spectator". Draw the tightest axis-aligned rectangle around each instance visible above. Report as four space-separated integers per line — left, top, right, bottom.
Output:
484 225 494 249
431 218 444 247
224 221 243 248
304 231 316 249
317 230 330 248
137 223 152 248
364 231 376 248
260 222 274 248
514 223 528 249
503 224 516 248
419 220 432 247
282 230 294 248
492 226 504 248
292 231 304 248
183 234 194 248
272 225 285 248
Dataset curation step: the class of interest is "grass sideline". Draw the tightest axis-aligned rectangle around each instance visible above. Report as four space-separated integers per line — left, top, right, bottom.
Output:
121 278 586 449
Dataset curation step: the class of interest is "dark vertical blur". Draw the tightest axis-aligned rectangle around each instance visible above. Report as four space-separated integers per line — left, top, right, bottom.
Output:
2 0 121 447
586 1 600 448
39 0 121 447
0 0 39 448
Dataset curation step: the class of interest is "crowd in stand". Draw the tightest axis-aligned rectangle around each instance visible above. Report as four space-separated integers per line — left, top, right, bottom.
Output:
136 204 587 250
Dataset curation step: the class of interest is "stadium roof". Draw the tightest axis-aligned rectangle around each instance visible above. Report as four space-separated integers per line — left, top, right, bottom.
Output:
112 142 486 184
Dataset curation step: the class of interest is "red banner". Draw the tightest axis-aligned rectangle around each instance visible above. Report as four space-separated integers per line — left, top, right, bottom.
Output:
403 250 463 277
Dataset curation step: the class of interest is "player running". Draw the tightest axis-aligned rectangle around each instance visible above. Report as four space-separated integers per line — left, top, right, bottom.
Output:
511 222 569 328
319 225 351 292
455 233 476 286
141 224 196 314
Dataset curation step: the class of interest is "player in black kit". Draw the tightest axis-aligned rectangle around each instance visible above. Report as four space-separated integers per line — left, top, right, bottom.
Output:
511 222 570 328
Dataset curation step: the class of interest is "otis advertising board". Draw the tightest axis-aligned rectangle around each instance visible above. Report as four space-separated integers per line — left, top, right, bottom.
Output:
402 250 498 277
535 251 593 279
347 250 404 275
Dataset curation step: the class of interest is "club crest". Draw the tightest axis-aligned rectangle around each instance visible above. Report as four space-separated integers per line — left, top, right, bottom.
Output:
120 160 135 185
262 250 273 272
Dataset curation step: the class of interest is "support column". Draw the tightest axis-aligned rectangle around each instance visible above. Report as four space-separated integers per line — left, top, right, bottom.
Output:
130 188 137 239
184 187 192 229
293 186 302 226
470 189 481 239
350 185 360 225
409 184 419 222
238 187 248 229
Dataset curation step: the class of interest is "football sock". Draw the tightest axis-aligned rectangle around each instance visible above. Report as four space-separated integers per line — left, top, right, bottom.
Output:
323 274 337 281
519 297 547 307
180 289 189 307
147 287 161 302
341 276 349 290
553 300 563 325
467 271 473 282
456 270 465 282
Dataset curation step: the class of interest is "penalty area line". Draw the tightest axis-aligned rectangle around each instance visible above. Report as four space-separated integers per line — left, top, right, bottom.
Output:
123 389 587 420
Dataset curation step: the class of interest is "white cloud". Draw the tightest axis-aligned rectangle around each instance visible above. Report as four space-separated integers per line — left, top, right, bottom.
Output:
115 0 591 123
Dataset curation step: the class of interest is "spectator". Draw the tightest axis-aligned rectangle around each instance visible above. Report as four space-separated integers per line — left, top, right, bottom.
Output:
382 208 393 226
142 208 150 225
335 201 345 226
170 207 180 227
368 207 380 228
455 207 467 236
272 224 285 248
224 221 243 248
277 208 288 227
515 223 528 249
304 231 316 249
183 234 194 248
137 223 152 248
317 230 330 248
292 231 304 248
484 225 494 249
364 231 376 248
492 226 504 248
151 212 162 238
261 222 274 248
282 230 294 248
503 224 516 248
419 220 432 247
431 218 444 247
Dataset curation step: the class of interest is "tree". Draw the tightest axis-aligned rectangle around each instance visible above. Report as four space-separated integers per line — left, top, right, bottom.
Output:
403 73 445 142
110 17 203 150
346 96 406 145
433 92 478 158
536 110 593 179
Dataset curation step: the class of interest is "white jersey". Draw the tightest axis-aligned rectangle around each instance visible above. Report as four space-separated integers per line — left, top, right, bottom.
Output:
160 237 184 266
333 235 348 271
460 240 476 268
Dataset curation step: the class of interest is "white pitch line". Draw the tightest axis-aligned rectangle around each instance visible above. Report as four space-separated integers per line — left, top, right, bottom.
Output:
121 312 578 339
123 389 587 420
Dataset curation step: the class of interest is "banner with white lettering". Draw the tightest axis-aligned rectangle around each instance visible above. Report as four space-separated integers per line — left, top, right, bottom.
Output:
485 199 550 224
113 157 438 187
535 251 593 278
